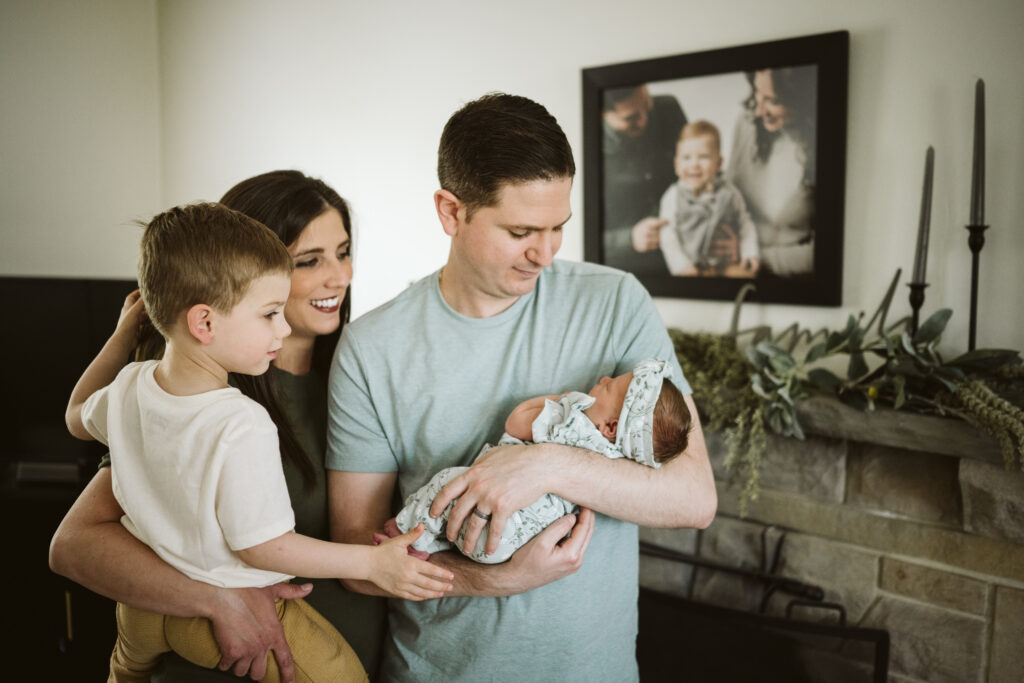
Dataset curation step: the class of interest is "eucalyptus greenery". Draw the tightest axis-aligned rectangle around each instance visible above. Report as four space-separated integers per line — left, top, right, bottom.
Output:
671 273 1023 515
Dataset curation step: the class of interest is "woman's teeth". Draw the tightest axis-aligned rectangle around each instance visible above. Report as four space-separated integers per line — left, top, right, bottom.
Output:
311 297 339 309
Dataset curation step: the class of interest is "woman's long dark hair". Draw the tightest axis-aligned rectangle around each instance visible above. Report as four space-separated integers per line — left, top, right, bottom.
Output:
743 67 817 183
220 170 353 490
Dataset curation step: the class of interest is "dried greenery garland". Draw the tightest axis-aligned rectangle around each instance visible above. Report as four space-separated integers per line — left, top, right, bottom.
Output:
670 273 1024 515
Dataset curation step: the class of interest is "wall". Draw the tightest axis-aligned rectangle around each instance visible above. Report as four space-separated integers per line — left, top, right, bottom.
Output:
2 0 1022 353
0 0 161 278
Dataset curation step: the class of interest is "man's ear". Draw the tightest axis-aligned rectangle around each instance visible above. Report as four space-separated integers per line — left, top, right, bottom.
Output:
185 304 215 345
599 418 618 440
434 189 463 237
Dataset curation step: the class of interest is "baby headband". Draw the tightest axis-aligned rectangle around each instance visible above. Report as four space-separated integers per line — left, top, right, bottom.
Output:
616 358 673 468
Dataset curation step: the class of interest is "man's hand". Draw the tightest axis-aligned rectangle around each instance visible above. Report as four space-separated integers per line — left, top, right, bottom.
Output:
429 444 552 557
209 582 311 682
631 217 667 252
430 508 596 597
503 508 594 592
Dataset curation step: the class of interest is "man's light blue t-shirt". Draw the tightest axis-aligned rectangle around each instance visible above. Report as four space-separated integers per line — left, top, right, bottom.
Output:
327 259 688 683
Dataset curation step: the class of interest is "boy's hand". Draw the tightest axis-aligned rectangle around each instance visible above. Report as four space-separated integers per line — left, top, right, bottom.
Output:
370 524 453 599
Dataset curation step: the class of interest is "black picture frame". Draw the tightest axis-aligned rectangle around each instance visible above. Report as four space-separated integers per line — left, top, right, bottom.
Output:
582 31 848 306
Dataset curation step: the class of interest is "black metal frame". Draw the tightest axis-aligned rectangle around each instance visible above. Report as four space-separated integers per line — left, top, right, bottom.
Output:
582 31 849 306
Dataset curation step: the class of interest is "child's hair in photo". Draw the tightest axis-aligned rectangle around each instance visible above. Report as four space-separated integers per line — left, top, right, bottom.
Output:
138 202 292 337
678 119 722 153
652 379 692 463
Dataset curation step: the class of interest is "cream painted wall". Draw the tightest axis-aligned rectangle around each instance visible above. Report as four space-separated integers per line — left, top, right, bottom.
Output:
4 1 1021 355
156 0 1023 354
0 0 161 279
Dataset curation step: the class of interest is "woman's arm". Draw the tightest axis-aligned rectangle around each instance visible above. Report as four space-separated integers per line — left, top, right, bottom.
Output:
49 468 308 682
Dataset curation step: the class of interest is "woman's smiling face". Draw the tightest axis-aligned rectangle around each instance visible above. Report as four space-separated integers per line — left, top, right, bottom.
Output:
283 207 352 343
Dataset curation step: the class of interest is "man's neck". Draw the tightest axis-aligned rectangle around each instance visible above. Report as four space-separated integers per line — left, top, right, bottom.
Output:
438 262 520 319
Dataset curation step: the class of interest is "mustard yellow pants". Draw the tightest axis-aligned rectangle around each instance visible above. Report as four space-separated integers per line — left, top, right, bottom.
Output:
108 597 368 683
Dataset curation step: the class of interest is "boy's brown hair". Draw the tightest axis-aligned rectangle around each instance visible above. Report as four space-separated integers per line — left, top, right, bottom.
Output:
652 379 692 463
138 202 292 337
678 119 722 154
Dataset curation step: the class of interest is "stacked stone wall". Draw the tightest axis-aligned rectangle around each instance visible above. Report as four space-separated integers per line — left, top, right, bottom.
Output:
640 397 1024 682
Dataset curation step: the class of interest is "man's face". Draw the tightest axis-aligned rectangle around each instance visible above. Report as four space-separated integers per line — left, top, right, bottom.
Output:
603 87 653 138
450 177 572 309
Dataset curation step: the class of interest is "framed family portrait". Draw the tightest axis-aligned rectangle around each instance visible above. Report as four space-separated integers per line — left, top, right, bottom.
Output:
582 31 848 306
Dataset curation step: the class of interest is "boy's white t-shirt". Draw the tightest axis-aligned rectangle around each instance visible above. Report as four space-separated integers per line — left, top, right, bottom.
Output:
82 360 295 588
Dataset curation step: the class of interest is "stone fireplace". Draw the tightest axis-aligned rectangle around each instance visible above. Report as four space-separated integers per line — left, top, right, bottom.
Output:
639 396 1024 682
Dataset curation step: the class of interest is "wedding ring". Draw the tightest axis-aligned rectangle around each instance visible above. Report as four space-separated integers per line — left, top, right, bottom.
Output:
471 508 492 521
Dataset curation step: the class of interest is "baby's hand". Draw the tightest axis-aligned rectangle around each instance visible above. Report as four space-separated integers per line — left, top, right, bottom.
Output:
371 524 452 600
373 518 431 560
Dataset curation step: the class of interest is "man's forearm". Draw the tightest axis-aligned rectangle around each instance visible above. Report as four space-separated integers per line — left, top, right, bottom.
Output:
476 395 716 530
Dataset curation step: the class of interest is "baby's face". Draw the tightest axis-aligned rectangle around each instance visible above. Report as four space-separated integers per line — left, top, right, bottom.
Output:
675 135 722 195
587 371 634 422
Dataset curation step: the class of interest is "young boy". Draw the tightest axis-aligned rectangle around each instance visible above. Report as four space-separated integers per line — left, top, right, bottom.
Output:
658 119 760 277
65 203 453 683
379 359 691 564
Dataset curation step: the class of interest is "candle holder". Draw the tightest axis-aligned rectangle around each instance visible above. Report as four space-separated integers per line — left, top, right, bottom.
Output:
907 281 928 336
965 223 989 350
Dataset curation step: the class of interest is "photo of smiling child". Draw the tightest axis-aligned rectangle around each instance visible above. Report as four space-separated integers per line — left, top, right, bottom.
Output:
658 119 760 277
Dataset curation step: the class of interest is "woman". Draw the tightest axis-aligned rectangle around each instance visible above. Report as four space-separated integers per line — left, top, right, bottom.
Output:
49 170 386 681
725 66 817 277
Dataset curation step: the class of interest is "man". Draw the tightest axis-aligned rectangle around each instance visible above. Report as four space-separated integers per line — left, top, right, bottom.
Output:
602 84 688 276
326 92 716 682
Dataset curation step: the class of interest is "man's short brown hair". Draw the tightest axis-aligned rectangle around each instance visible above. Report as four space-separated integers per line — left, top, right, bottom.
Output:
437 92 575 219
138 202 292 336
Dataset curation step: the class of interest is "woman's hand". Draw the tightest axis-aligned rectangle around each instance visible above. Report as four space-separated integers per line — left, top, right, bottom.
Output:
112 289 149 351
369 524 454 600
209 582 312 682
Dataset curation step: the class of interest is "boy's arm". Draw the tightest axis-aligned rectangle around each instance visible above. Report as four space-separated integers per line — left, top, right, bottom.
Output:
327 470 594 598
66 290 146 440
235 528 452 601
504 394 561 441
49 468 308 682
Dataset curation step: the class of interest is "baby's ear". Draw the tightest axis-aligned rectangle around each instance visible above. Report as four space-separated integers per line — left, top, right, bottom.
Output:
600 418 618 440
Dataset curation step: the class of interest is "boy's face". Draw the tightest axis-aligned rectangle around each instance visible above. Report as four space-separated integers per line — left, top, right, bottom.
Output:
674 135 722 196
212 273 292 376
585 371 634 436
449 177 571 306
